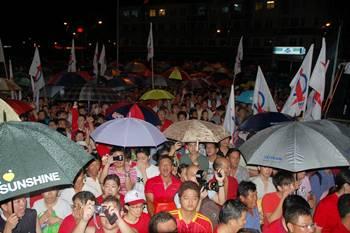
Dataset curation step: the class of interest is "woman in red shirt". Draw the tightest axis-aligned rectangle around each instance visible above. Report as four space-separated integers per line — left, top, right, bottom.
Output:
314 169 350 233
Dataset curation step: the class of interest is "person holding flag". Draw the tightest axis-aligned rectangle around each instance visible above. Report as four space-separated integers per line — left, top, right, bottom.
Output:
252 66 277 114
281 44 314 118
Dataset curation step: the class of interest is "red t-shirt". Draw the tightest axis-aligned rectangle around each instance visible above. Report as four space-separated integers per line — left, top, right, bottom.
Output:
160 119 173 132
145 175 181 213
262 192 281 227
58 214 100 233
330 223 350 233
170 209 213 233
262 218 286 233
125 213 150 233
210 176 238 200
314 193 340 233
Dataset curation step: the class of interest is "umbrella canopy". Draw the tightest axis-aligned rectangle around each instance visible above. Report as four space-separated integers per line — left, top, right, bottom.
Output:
239 120 350 172
164 120 230 143
91 118 167 147
236 90 254 104
0 121 93 201
57 85 120 103
239 112 294 132
4 99 34 115
125 62 147 73
0 98 21 122
140 89 175 100
0 78 22 91
105 102 160 126
48 72 93 87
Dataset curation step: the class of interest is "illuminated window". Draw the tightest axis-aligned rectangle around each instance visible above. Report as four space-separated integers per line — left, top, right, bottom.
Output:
159 9 166 16
255 2 264 11
266 0 275 9
149 9 156 17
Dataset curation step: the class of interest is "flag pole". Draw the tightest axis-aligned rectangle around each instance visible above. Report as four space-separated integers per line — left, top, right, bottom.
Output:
151 57 154 89
116 0 120 68
3 62 9 79
328 24 342 101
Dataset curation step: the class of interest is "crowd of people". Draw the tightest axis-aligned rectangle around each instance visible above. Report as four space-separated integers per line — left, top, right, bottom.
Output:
1 87 350 233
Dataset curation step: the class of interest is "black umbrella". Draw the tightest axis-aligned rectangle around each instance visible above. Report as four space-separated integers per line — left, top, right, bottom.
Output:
0 121 93 202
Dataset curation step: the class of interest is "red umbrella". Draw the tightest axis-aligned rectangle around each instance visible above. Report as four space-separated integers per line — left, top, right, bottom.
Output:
5 99 34 115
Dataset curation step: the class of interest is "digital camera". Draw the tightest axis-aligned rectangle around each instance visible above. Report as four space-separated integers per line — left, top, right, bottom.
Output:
113 155 124 161
195 170 219 192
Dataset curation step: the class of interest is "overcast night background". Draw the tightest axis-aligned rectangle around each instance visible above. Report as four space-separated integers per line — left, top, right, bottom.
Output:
0 0 349 118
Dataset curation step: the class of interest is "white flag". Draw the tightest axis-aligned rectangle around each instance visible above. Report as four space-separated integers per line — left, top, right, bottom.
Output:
99 44 107 76
147 23 154 61
305 38 328 120
68 39 77 72
93 42 99 76
253 66 277 114
282 44 314 117
234 36 243 77
223 85 236 142
0 39 5 63
29 47 45 108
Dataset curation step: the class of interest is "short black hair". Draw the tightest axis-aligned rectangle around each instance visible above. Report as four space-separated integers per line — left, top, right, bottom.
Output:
205 142 218 149
110 146 125 154
238 181 257 198
283 195 311 224
72 191 96 205
178 181 200 198
135 148 150 156
149 212 177 233
338 193 350 218
158 155 174 165
227 148 241 156
272 170 295 189
219 199 247 224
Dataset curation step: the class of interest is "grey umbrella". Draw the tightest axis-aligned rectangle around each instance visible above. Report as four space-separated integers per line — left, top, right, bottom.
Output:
239 120 350 172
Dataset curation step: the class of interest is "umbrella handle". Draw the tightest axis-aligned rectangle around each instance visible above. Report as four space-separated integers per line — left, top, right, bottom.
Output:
196 141 199 152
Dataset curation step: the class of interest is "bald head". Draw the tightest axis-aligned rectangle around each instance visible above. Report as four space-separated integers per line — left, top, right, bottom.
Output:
213 157 230 176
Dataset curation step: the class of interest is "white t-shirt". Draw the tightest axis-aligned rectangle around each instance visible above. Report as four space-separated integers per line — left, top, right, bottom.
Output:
59 188 76 205
83 177 102 197
33 198 71 219
134 164 159 193
250 176 276 200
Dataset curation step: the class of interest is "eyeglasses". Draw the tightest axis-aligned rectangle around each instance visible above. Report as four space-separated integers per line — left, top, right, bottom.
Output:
291 222 315 230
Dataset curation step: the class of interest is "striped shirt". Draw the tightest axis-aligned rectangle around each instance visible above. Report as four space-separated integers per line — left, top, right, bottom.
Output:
169 209 213 233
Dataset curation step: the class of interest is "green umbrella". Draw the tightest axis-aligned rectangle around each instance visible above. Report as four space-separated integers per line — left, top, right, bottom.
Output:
0 121 93 202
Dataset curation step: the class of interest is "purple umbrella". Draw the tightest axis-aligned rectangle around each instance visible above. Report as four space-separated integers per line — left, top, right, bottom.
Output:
91 118 167 147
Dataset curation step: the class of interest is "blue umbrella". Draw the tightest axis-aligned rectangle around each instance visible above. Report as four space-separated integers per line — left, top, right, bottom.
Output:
239 112 293 132
91 118 167 147
236 90 254 104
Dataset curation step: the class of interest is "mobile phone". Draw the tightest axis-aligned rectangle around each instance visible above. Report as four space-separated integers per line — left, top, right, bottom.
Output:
104 209 118 225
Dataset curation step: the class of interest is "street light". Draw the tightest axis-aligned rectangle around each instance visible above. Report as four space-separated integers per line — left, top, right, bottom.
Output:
98 20 103 25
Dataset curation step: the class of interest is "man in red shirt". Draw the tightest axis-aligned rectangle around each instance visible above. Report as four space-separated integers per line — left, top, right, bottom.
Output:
59 191 98 233
145 155 181 215
213 157 238 200
123 190 150 233
262 171 295 230
263 195 313 233
170 181 213 233
331 194 350 233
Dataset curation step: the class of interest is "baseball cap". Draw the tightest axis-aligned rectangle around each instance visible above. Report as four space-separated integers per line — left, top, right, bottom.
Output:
124 190 146 205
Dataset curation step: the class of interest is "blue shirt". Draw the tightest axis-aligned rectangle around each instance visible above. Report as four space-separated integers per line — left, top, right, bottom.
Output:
310 170 335 203
245 207 261 232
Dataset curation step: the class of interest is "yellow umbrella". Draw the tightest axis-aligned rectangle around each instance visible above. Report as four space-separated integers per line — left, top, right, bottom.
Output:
169 67 182 80
140 89 175 100
0 98 21 123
